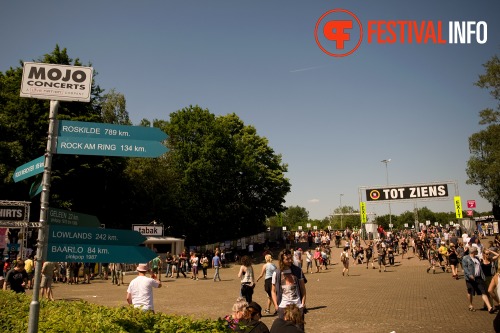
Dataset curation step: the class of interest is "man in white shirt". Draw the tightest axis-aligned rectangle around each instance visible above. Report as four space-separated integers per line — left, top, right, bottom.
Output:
126 263 161 312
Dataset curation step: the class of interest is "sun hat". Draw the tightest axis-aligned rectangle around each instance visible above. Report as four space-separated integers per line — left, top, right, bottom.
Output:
136 263 149 272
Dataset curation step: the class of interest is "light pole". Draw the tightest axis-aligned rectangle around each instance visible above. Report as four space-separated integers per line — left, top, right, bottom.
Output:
381 159 392 228
340 193 344 230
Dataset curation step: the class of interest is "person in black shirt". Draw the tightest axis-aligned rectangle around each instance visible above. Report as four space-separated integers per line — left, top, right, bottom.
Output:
4 260 28 293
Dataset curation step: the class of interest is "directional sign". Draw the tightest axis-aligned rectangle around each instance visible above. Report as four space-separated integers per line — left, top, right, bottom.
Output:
57 120 168 142
48 225 146 246
467 200 476 209
47 243 157 263
47 208 101 228
20 62 93 102
13 156 45 182
55 137 168 158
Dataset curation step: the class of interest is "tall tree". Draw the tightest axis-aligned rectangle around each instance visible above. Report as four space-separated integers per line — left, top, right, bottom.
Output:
101 89 131 125
467 54 500 219
164 105 291 244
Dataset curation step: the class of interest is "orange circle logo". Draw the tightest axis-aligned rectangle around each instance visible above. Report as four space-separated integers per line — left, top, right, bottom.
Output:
314 9 363 57
369 190 381 200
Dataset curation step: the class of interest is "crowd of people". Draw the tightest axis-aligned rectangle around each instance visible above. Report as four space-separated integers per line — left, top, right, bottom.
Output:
4 225 500 332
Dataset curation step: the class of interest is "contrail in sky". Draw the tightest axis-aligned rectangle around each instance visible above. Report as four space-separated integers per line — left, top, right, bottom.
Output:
289 66 324 73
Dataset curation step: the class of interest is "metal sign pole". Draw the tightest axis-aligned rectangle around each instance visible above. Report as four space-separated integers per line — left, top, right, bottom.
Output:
27 100 59 333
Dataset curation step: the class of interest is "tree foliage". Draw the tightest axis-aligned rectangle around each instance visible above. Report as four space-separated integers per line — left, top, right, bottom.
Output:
164 106 291 243
467 54 500 219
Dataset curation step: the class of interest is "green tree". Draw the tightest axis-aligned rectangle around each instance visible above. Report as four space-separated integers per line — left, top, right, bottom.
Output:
164 105 290 244
467 54 500 219
101 89 131 125
282 206 309 230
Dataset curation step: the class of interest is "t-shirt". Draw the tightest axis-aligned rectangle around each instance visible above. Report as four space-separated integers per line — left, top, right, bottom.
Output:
212 255 221 267
272 270 302 308
151 257 161 269
6 268 28 293
127 275 160 311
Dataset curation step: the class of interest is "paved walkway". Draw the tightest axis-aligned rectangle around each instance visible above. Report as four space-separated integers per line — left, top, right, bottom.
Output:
30 244 497 333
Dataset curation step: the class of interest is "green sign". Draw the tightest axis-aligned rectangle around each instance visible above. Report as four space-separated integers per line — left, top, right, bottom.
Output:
58 120 168 142
55 137 168 158
48 225 146 246
47 208 100 228
13 155 45 182
47 243 157 263
29 175 43 198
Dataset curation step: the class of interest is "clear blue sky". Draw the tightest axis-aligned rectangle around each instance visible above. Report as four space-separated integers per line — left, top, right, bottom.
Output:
1 1 499 220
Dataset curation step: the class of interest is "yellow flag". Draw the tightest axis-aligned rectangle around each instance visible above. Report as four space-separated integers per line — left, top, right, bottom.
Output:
454 196 463 219
360 202 367 223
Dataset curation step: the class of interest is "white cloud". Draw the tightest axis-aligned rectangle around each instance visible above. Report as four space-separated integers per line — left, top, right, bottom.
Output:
308 198 320 204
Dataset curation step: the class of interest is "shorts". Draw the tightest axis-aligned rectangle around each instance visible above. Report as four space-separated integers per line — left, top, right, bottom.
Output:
264 278 272 298
41 275 53 288
466 277 487 296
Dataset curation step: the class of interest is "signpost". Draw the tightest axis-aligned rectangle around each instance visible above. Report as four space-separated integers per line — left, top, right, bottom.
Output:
47 225 155 263
13 155 45 182
20 62 167 333
55 136 168 158
57 120 168 141
48 225 146 245
47 208 101 228
47 244 156 263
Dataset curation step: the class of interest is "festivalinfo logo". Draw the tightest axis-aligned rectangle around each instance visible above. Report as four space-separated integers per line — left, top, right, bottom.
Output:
314 9 488 57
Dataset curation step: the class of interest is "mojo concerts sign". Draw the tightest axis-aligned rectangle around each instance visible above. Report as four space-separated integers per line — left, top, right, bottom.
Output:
366 183 449 202
20 62 93 102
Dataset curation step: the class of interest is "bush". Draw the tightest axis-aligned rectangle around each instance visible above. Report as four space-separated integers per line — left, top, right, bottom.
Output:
0 291 232 332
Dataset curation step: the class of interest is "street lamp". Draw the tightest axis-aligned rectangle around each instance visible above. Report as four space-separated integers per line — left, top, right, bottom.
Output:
381 159 392 227
340 193 344 230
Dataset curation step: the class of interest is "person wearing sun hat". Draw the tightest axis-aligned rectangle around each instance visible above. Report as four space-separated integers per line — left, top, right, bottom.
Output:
126 263 162 312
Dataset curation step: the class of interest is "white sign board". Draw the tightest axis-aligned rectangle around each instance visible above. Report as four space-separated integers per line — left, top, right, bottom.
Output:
20 62 93 102
132 224 163 236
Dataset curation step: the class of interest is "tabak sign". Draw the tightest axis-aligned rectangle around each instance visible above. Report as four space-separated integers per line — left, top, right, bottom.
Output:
366 183 449 201
20 62 93 102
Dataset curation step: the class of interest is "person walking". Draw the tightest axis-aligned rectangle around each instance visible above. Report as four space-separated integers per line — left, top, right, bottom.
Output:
462 247 494 312
212 251 222 282
238 255 255 303
41 261 56 300
126 263 162 312
448 243 460 279
190 251 199 280
256 254 278 315
200 254 209 279
271 249 306 331
341 246 350 276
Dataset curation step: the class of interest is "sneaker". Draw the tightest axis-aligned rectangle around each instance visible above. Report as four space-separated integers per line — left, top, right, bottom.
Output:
264 309 270 314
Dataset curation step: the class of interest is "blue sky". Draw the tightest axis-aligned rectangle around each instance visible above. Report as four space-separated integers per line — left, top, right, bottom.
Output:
1 1 499 220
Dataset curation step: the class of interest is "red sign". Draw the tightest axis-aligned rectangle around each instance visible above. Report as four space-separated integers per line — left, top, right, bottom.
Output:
467 210 473 216
467 200 476 209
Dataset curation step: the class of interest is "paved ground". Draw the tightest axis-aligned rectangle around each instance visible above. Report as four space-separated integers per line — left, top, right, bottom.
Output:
29 243 497 333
